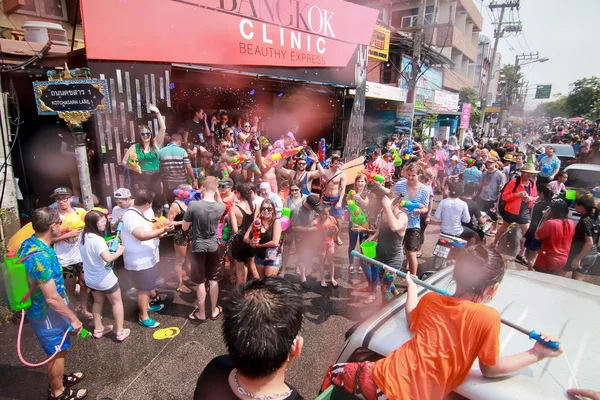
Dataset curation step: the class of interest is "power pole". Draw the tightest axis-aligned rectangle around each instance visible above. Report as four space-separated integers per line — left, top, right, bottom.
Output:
478 0 520 136
500 52 538 127
404 0 427 140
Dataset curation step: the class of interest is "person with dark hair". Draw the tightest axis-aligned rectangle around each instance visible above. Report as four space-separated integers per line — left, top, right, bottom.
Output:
292 194 323 289
321 246 562 399
183 176 226 321
121 189 175 328
18 207 87 400
244 199 283 278
523 184 553 270
194 277 303 400
229 183 258 286
460 182 487 240
276 152 325 196
434 182 477 244
184 106 210 147
565 195 600 280
160 133 198 204
548 170 568 197
122 105 165 194
79 210 129 341
536 146 561 185
533 199 575 275
219 155 243 189
166 184 194 294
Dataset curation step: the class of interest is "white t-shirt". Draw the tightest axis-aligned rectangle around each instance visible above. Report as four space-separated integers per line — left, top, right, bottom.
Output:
54 208 85 266
79 233 118 291
548 180 565 196
111 205 128 221
121 208 159 271
434 197 470 236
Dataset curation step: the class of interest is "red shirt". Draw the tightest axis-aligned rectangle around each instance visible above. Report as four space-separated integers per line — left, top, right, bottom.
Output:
535 219 575 272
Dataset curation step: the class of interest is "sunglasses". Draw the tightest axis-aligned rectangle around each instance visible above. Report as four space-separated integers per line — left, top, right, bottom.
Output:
55 197 71 202
243 124 251 128
290 188 300 192
261 207 274 211
221 117 229 121
140 131 151 137
296 162 306 166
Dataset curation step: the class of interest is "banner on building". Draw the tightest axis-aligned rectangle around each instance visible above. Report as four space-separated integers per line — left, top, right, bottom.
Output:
81 0 379 68
350 81 408 102
399 56 443 106
460 103 471 129
368 25 390 62
535 84 552 99
432 90 459 112
395 103 414 136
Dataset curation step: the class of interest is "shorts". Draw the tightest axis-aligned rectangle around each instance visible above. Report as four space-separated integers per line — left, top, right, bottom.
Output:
419 216 429 245
62 263 83 279
231 237 254 262
502 210 531 225
525 236 542 251
28 307 71 356
322 196 343 217
173 227 191 247
564 252 598 275
89 281 120 295
477 198 497 215
323 242 335 256
404 228 421 252
128 266 159 291
254 253 282 268
191 250 221 283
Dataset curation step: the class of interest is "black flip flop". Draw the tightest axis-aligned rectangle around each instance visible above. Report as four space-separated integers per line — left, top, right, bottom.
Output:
188 312 207 322
210 306 223 320
47 388 88 400
63 372 85 387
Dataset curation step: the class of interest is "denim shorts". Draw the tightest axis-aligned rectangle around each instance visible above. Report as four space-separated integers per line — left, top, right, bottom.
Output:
28 307 71 355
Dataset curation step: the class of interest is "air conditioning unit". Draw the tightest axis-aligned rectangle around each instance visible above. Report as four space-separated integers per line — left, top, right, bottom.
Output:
22 21 68 46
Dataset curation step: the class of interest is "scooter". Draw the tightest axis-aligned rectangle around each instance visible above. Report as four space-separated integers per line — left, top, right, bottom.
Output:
431 233 468 270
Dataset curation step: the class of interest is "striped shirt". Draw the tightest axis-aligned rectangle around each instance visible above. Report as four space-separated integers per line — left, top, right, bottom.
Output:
393 180 430 229
159 143 190 187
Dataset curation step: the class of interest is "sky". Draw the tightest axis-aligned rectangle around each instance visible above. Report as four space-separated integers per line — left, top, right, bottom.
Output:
477 0 600 109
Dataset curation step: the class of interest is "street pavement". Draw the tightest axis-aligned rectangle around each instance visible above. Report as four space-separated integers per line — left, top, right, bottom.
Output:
1 197 598 400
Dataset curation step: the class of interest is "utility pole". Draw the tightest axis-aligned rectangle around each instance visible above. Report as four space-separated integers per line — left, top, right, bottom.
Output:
478 0 520 136
500 52 539 127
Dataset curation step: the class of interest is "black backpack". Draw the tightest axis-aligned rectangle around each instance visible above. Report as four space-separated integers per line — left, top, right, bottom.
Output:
497 175 521 215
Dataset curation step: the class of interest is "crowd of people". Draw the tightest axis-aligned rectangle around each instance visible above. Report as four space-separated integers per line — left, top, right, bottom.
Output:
15 110 600 400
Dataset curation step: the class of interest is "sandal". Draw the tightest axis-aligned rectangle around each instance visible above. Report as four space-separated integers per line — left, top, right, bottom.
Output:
116 329 131 342
48 388 88 400
80 311 93 320
63 372 85 387
93 325 113 339
149 293 163 304
176 285 192 294
335 239 343 246
320 281 328 288
515 255 528 265
349 266 355 275
331 281 339 288
188 312 207 322
210 306 223 320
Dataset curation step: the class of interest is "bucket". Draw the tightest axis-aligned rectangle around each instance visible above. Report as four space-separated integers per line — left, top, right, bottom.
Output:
343 209 350 222
565 189 576 201
360 241 377 258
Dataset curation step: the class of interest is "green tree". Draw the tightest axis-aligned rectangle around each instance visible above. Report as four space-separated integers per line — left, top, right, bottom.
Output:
497 64 523 107
565 77 600 118
530 94 568 118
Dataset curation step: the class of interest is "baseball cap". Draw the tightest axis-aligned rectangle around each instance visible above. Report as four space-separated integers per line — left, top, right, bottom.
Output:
50 187 73 198
114 188 132 199
305 194 321 210
219 177 234 188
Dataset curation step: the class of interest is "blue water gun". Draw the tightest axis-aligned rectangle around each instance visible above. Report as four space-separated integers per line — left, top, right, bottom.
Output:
173 188 202 205
109 221 123 253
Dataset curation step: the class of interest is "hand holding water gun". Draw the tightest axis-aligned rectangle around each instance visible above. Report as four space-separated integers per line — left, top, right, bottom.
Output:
152 216 173 231
400 199 428 214
346 200 369 229
392 147 403 167
268 146 303 162
109 221 123 253
173 188 202 205
360 169 385 183
59 207 108 234
318 138 326 163
232 153 248 166
346 190 356 202
251 218 262 246
128 151 142 174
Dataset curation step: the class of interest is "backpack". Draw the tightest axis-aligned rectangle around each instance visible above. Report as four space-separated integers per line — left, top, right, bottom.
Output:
497 175 521 215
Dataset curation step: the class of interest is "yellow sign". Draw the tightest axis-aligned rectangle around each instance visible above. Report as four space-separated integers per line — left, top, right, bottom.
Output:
153 327 180 340
369 25 390 62
485 107 501 113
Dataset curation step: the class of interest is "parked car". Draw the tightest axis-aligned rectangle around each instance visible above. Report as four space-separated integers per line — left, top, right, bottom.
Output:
541 143 576 169
563 164 600 221
337 268 599 399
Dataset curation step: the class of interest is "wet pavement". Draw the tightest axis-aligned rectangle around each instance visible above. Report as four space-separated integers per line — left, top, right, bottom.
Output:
1 197 598 400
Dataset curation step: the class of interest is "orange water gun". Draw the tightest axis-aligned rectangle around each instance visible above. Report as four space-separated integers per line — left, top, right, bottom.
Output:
360 169 385 183
268 146 303 162
252 218 262 240
59 208 108 233
232 153 249 166
152 216 171 230
128 151 141 173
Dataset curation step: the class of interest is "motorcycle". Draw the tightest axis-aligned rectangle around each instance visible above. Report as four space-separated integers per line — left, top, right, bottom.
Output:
431 233 467 270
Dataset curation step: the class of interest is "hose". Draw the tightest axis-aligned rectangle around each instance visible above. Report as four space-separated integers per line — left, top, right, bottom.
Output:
16 309 71 367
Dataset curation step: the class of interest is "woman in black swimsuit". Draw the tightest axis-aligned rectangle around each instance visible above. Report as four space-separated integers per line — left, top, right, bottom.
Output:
167 184 193 293
228 183 258 286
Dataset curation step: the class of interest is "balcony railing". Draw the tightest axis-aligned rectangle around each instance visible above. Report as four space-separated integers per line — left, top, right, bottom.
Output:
400 13 434 28
425 25 478 61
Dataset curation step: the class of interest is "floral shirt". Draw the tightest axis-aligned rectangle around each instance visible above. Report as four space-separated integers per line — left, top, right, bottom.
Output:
18 235 68 319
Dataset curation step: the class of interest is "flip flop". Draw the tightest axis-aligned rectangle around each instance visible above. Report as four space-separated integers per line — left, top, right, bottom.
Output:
331 281 339 288
176 285 192 294
63 372 85 387
188 312 207 322
320 282 328 288
93 325 113 339
210 306 223 320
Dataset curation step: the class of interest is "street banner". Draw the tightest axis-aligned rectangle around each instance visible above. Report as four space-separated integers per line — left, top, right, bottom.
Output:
81 0 379 68
535 85 552 99
368 25 390 62
432 90 459 112
395 103 414 136
32 80 111 115
460 103 471 129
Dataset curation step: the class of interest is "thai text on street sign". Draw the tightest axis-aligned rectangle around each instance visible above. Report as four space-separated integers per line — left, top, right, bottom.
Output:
535 85 552 99
33 79 111 115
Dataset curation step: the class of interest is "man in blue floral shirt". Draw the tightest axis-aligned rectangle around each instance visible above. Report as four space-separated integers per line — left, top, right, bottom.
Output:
536 145 561 185
18 208 87 400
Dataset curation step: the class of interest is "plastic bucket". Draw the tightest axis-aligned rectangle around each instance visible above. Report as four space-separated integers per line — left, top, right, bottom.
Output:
360 241 377 258
565 189 576 201
343 209 350 222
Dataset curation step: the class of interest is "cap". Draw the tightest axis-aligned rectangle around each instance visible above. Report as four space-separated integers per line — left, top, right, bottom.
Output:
314 203 327 213
114 188 132 199
50 187 73 198
450 155 459 162
305 194 321 210
219 177 234 188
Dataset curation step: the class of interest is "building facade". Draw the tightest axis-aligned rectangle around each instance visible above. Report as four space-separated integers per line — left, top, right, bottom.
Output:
473 35 491 98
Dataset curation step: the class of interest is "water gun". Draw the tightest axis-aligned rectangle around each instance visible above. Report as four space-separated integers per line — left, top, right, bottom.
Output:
392 147 403 167
318 138 326 163
404 139 413 160
268 146 303 162
152 216 171 230
128 151 141 173
359 169 385 183
59 212 86 233
252 218 262 241
232 154 248 166
346 190 356 202
173 188 202 205
222 215 231 241
400 199 428 213
462 157 475 167
346 200 369 229
109 221 123 253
